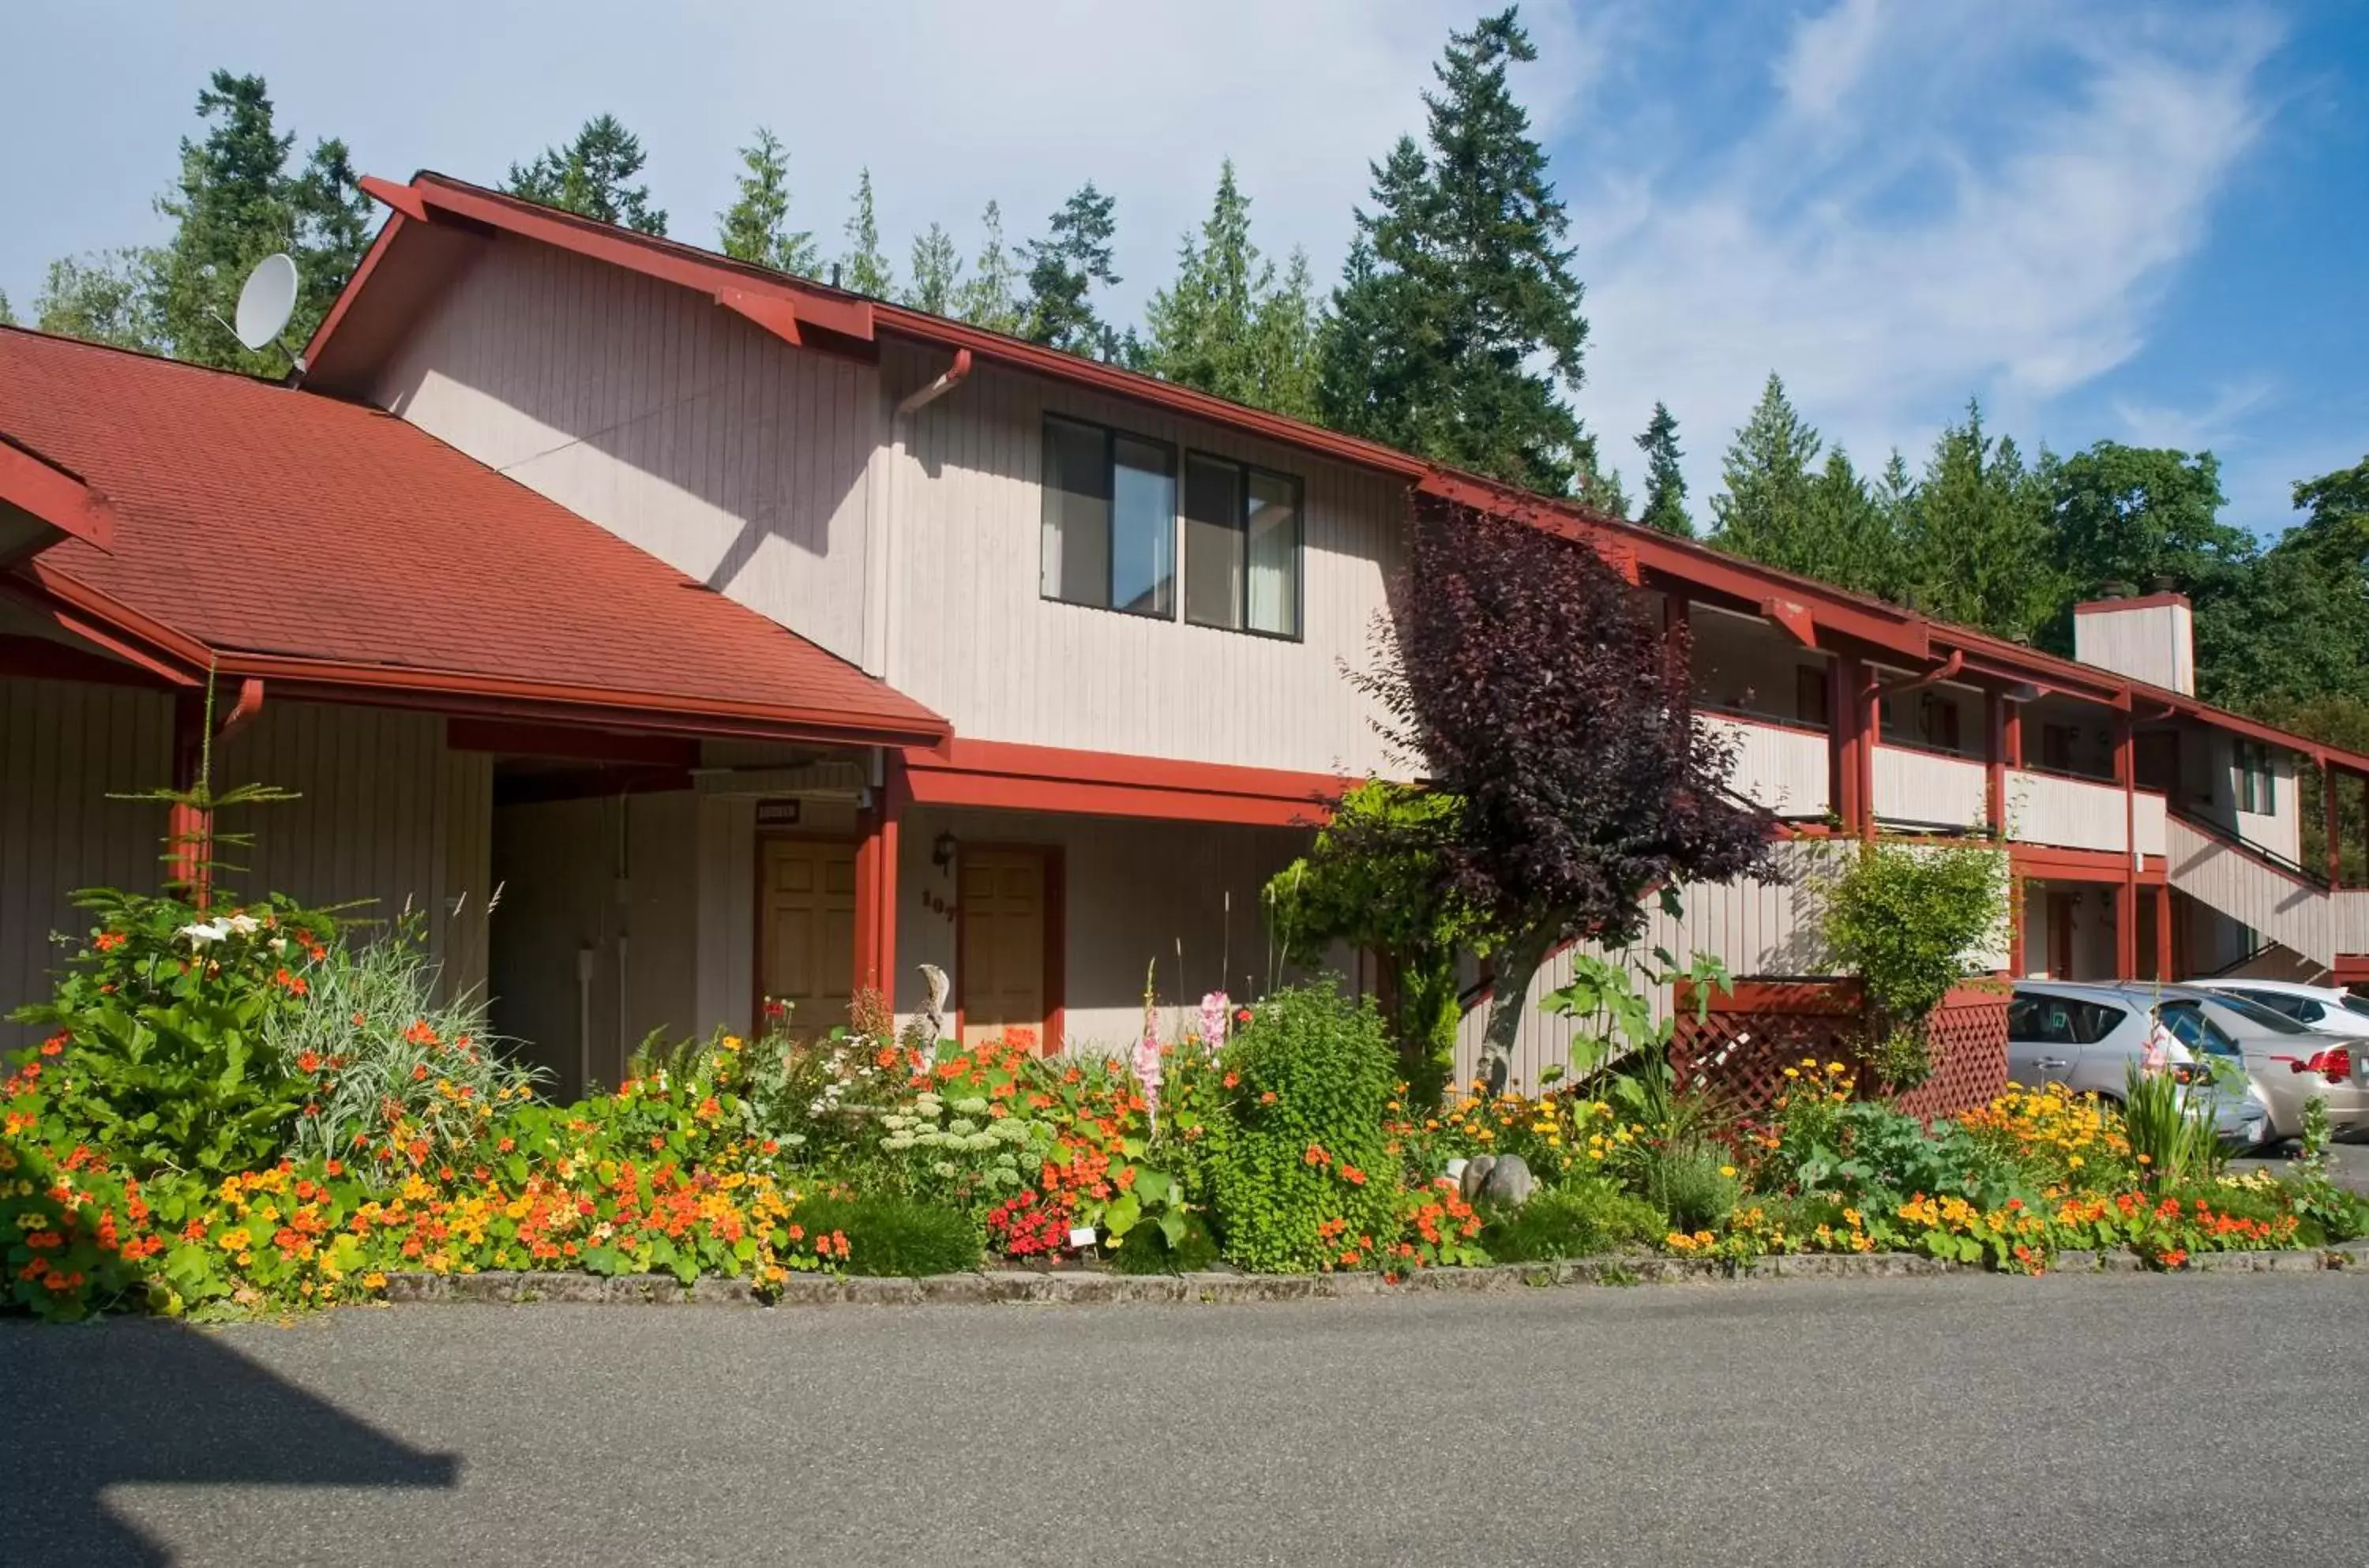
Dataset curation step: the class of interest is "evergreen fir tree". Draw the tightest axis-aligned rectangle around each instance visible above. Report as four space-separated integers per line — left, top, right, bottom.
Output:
1800 448 1899 598
1143 159 1263 400
0 288 11 327
1710 372 1820 567
903 223 963 315
1574 438 1628 517
1634 401 1691 536
954 200 1025 333
1895 399 2063 640
150 70 371 370
1316 9 1592 493
1023 182 1121 357
715 128 817 275
837 169 895 298
1247 247 1323 421
505 114 667 234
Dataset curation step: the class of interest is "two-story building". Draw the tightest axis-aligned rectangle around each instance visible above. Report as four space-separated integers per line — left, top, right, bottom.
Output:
5 171 2365 1091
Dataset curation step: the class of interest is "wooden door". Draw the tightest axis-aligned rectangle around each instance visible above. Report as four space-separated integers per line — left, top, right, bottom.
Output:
959 847 1047 1048
759 838 856 1039
2047 891 2076 979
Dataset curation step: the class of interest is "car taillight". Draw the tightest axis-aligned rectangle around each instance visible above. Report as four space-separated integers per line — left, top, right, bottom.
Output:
2285 1047 2352 1085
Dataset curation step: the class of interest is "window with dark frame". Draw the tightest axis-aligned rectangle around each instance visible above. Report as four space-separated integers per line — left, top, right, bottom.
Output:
1184 452 1302 639
2235 740 2276 814
1794 666 1830 728
1040 415 1176 618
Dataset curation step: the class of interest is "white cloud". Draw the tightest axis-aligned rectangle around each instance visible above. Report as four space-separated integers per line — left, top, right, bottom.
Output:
1568 6 2281 510
2111 379 2275 453
1778 0 1892 119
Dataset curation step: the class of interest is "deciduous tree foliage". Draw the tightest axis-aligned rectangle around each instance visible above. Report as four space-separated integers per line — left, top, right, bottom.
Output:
506 113 667 235
1023 182 1122 358
1355 498 1776 1093
1318 8 1597 496
715 128 818 276
33 252 163 353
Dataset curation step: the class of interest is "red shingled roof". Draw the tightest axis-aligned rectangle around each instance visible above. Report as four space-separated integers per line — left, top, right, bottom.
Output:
0 326 944 746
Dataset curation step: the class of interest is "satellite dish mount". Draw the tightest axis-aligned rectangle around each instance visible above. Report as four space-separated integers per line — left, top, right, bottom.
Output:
225 252 306 372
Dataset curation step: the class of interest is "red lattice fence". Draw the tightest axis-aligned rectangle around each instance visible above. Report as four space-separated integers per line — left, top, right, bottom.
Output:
1671 979 2008 1120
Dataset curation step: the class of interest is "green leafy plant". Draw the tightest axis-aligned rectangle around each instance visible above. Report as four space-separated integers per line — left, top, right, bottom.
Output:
1479 1180 1662 1261
1539 935 1732 1086
2121 1057 2213 1189
1206 982 1401 1272
270 921 545 1180
12 890 338 1176
1819 840 2007 1090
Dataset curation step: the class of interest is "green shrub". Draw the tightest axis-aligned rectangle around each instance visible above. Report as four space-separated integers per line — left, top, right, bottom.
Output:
1645 1144 1741 1233
790 1194 982 1277
1106 1210 1221 1274
1481 1181 1662 1261
1207 983 1401 1272
2123 1059 2215 1188
1819 841 2007 1090
11 889 340 1176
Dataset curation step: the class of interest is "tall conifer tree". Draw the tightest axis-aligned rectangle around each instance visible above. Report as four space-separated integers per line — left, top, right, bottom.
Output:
1635 402 1692 536
954 200 1025 333
837 169 895 298
716 128 818 275
1317 9 1594 494
506 114 667 234
1023 182 1121 357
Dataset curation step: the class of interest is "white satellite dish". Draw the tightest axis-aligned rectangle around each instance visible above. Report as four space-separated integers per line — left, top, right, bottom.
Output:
232 252 299 351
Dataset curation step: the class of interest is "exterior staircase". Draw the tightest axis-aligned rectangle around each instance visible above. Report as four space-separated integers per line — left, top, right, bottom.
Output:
2164 810 2368 974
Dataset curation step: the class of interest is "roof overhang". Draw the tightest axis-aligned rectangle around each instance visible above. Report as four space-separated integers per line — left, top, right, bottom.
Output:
0 433 117 565
1 558 948 750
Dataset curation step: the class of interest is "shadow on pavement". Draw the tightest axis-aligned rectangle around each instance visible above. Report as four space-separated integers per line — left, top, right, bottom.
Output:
0 1318 457 1566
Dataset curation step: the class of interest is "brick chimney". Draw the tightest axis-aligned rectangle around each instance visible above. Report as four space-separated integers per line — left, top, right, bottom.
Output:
2072 591 2194 695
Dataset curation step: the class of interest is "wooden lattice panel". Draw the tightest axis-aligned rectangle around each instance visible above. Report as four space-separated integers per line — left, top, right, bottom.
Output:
1672 981 2008 1120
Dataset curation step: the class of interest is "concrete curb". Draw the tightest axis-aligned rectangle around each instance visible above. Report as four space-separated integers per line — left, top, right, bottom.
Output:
380 1241 2369 1308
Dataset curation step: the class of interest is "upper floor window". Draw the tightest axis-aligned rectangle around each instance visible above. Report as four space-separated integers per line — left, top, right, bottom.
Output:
1041 415 1176 618
1040 415 1305 639
1184 453 1302 640
2235 740 2276 814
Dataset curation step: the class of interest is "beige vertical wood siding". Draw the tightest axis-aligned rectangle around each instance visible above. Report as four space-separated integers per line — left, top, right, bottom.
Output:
1704 715 1829 819
2007 769 2130 853
1 677 174 1046
1451 843 1839 1093
1873 744 1988 831
2 684 490 1045
370 238 880 668
2333 891 2368 958
2164 815 2333 966
883 340 1410 775
2073 601 2194 694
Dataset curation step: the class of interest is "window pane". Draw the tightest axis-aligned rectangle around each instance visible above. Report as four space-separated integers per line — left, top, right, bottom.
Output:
1184 456 1244 629
1109 437 1175 617
1041 418 1109 606
1245 470 1301 636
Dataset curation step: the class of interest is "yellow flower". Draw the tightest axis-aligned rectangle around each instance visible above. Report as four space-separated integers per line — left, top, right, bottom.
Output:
1719 1165 1736 1179
362 1271 387 1290
1782 1067 1800 1079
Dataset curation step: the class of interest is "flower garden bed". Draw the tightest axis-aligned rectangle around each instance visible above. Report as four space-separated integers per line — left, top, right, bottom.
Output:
9 880 2367 1325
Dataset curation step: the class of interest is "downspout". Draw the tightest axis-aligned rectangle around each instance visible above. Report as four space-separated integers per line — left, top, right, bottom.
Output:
878 349 973 691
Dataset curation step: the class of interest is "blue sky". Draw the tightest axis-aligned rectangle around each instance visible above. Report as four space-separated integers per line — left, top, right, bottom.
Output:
3 0 2360 533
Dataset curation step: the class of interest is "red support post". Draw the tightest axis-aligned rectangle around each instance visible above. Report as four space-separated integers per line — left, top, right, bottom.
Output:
1984 689 2007 838
852 753 905 1005
2155 883 2175 981
1831 654 1873 838
167 692 211 906
2114 714 2138 980
2327 765 2344 890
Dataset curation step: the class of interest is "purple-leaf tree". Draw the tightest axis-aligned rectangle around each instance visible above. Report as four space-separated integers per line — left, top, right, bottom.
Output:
1354 496 1778 1093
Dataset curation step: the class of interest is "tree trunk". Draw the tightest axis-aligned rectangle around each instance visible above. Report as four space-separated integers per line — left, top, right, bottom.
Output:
1477 928 1553 1097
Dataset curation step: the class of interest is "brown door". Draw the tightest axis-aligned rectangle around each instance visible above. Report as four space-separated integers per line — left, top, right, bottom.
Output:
759 838 856 1039
2047 891 2076 979
959 846 1047 1048
2135 732 2179 794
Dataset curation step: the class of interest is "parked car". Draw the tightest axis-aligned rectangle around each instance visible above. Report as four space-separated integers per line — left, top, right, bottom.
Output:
2194 979 2369 1043
2159 987 2369 1143
2007 982 2268 1146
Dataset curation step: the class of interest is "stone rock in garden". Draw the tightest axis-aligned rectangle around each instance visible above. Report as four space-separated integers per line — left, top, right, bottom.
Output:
1459 1155 1496 1205
1481 1153 1534 1209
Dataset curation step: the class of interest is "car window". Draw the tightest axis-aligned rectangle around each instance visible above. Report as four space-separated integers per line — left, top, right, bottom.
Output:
2203 992 2313 1035
2294 999 2326 1022
2344 995 2369 1022
2225 988 2309 1022
2010 994 2123 1046
2157 1001 2241 1058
